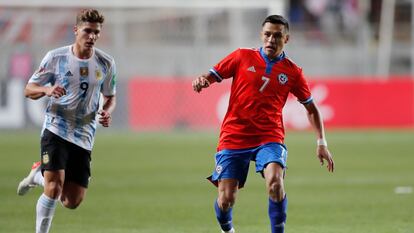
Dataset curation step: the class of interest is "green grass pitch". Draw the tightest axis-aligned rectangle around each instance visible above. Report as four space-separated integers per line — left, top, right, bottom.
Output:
0 129 413 233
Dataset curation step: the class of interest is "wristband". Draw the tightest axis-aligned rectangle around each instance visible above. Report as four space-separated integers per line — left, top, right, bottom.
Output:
317 138 328 146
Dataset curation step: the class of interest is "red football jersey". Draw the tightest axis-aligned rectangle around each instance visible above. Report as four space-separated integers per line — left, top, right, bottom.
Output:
211 48 312 151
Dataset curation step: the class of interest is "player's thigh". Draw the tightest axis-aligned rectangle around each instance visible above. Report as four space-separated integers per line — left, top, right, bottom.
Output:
40 129 70 171
65 143 92 188
211 150 251 188
255 142 288 174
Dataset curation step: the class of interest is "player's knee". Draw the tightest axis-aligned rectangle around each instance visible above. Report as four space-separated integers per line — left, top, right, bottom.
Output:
268 178 284 201
63 202 79 209
218 195 235 211
60 196 83 209
61 200 82 209
44 182 63 199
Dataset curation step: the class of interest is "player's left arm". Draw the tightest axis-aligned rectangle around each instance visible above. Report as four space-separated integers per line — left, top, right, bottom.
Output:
304 101 334 172
99 58 117 127
99 95 116 127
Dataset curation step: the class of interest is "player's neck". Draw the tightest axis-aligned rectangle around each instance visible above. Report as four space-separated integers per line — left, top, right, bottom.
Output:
268 51 283 60
260 47 285 63
72 44 93 60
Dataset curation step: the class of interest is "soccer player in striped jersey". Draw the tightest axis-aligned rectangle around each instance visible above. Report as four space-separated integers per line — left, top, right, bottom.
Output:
17 9 116 233
192 15 334 233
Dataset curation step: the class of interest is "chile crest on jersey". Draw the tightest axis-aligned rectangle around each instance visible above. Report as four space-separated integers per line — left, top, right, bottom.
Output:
278 73 288 85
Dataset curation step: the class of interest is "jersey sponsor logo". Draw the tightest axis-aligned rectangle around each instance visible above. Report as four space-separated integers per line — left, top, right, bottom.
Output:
80 67 89 77
95 70 102 80
215 165 223 174
247 66 256 72
278 73 288 85
65 70 73 77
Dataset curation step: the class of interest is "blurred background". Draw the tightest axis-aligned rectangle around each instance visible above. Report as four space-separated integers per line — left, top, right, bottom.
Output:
0 0 413 131
0 1 413 233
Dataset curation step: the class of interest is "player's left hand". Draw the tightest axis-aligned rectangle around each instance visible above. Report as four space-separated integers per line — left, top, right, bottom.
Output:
317 146 334 172
98 110 112 127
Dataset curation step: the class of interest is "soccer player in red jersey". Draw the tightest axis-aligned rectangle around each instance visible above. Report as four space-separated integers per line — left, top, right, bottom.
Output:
192 15 334 233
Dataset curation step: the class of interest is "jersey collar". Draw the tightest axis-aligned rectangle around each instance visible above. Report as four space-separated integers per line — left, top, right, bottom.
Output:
259 47 286 74
259 47 285 63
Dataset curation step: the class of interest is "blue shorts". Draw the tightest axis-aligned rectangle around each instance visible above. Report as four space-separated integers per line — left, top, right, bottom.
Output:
207 142 288 188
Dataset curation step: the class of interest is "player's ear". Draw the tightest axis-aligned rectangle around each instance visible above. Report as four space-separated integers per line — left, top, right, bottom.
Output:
73 25 78 36
284 34 290 44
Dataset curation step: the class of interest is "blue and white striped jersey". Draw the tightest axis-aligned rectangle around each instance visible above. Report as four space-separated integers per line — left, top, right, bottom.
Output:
29 45 116 151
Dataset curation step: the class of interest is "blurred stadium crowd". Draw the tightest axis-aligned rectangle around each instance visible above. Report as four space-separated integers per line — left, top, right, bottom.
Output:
1 0 413 79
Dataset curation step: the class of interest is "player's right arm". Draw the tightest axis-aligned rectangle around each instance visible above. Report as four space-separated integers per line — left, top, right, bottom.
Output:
24 83 66 100
25 51 66 100
193 49 241 93
192 73 216 93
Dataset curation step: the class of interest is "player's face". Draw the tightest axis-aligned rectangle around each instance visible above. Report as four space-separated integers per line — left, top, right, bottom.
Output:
261 22 289 60
74 22 102 54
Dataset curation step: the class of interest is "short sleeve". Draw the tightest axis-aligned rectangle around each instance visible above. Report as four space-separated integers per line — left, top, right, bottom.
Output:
101 58 116 96
28 52 55 86
209 49 241 82
291 68 312 104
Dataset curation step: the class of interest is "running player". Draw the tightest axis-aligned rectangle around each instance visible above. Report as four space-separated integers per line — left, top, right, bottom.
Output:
192 15 334 233
17 8 116 233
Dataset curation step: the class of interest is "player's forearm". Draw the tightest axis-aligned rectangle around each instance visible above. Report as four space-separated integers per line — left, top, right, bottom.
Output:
24 83 47 100
102 95 116 114
306 102 326 141
309 112 326 140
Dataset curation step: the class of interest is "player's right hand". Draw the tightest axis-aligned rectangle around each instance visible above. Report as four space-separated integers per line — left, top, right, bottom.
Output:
46 85 66 98
192 76 210 93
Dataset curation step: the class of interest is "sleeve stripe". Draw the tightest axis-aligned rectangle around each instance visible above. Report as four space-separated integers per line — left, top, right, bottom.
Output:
299 96 313 104
209 68 223 83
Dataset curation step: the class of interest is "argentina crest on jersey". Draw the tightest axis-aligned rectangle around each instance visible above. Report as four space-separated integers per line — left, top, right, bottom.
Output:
95 69 103 80
278 73 288 85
